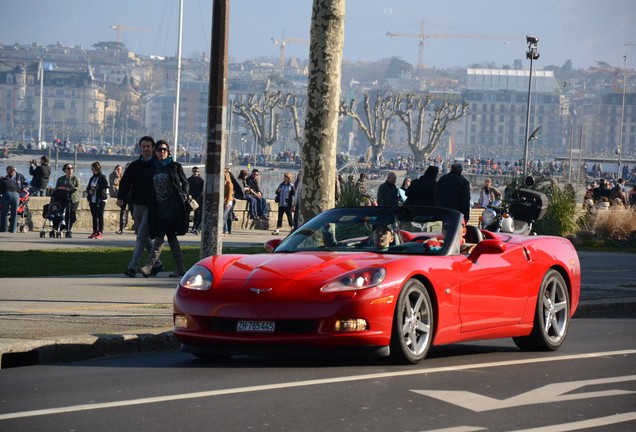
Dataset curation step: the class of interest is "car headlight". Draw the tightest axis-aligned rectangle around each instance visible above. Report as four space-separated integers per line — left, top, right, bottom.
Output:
481 208 496 226
179 265 213 291
321 268 386 293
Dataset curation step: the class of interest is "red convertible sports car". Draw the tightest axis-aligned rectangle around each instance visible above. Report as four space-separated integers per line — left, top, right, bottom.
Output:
173 205 580 364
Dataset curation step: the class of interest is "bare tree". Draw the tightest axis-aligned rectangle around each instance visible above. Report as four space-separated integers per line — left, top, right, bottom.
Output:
339 93 395 164
279 93 305 150
394 96 468 163
231 90 283 153
301 0 346 221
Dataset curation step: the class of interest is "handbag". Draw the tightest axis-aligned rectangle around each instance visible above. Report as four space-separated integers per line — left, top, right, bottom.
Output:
186 195 199 212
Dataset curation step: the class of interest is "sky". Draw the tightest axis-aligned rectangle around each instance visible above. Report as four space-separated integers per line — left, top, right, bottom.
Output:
1 0 635 70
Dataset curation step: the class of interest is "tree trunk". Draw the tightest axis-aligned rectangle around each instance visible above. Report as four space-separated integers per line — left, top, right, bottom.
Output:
300 0 345 222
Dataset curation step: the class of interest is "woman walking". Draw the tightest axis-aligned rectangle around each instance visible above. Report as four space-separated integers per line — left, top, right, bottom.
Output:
138 140 189 278
272 172 295 235
86 161 109 239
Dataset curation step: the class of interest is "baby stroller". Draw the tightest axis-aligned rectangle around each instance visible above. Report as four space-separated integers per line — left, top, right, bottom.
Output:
39 188 71 238
16 188 33 233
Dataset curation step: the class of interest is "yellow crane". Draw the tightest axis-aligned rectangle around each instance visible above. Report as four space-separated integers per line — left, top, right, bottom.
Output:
271 31 309 69
110 25 149 43
387 21 523 71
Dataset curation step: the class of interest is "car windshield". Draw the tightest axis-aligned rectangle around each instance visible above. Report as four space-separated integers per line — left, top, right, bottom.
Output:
274 206 463 256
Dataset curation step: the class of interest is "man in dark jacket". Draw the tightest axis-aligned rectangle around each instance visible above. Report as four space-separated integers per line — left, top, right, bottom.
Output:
377 171 400 206
28 155 51 196
245 168 268 219
406 165 439 206
187 166 204 233
116 136 163 277
435 163 471 222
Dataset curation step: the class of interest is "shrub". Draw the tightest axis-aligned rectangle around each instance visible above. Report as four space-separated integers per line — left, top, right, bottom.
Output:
591 206 636 240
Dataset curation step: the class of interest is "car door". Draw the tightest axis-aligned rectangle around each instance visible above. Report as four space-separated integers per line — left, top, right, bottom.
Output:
458 244 531 332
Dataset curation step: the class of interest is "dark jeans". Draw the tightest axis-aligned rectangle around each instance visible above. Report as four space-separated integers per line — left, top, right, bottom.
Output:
276 205 293 229
89 200 106 233
119 202 131 231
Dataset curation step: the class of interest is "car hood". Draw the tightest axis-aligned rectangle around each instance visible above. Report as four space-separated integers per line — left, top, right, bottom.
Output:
216 252 396 283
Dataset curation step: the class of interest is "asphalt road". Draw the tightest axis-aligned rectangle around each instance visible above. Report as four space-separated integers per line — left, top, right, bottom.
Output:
0 318 634 431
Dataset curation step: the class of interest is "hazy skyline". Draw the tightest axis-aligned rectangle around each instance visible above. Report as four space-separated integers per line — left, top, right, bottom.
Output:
1 0 634 70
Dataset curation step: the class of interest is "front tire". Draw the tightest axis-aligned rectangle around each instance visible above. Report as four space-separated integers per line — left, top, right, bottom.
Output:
514 269 570 351
390 279 434 364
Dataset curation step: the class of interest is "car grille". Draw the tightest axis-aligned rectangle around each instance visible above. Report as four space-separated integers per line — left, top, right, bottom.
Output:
205 318 320 334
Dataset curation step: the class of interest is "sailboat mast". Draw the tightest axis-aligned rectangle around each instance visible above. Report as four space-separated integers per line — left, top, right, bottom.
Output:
173 0 184 161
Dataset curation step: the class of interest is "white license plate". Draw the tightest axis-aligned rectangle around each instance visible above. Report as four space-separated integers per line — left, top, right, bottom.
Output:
236 320 275 332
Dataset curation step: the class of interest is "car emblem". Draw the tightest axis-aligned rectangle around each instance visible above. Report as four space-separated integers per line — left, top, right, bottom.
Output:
249 287 273 295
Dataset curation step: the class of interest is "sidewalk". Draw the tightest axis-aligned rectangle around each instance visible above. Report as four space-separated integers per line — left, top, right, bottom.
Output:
0 229 634 368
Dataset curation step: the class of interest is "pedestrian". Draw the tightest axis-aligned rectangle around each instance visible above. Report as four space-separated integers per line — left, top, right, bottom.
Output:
228 170 244 231
377 171 400 206
86 161 109 239
5 165 28 190
117 136 163 278
0 170 19 232
435 162 471 222
398 177 411 204
187 166 204 234
138 140 189 278
237 169 258 220
28 155 51 196
406 165 438 206
246 168 268 219
476 178 501 208
54 163 81 237
223 169 234 235
109 164 126 234
272 172 294 235
292 169 302 230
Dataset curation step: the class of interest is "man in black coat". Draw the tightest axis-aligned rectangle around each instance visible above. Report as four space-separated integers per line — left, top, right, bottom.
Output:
435 163 471 222
406 165 439 206
116 136 163 277
28 155 51 196
187 166 204 233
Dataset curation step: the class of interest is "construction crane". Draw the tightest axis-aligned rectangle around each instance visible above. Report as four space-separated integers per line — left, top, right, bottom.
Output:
110 25 149 43
271 31 309 69
387 21 523 71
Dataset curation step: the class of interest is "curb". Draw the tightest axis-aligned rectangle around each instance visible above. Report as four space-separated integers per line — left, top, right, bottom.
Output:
0 330 179 369
573 299 636 319
1 300 634 369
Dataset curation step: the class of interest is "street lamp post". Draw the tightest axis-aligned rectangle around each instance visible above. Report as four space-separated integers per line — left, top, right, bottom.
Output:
523 36 539 179
617 55 627 179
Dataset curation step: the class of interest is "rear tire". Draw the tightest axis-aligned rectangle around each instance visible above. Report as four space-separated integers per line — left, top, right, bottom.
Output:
389 279 434 364
513 269 570 351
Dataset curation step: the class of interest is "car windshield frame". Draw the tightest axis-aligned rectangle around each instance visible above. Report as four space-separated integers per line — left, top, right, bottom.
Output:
274 206 463 256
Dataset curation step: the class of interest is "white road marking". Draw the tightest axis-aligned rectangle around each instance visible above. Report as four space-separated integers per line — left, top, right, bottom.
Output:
509 411 636 432
421 412 636 432
412 375 636 412
0 349 634 421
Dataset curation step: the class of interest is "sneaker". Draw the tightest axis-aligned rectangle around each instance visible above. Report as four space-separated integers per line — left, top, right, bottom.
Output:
272 230 280 235
124 268 137 278
149 264 164 277
138 266 151 278
115 230 123 235
94 232 103 239
88 232 96 239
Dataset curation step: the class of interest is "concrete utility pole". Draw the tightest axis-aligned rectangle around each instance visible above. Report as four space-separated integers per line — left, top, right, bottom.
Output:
300 0 346 222
201 0 229 258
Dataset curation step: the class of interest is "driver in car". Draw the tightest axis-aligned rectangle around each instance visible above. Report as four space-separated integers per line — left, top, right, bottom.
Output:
372 226 395 249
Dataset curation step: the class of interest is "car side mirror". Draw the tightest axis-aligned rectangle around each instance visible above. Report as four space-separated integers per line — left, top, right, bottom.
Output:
264 239 282 253
468 239 506 262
